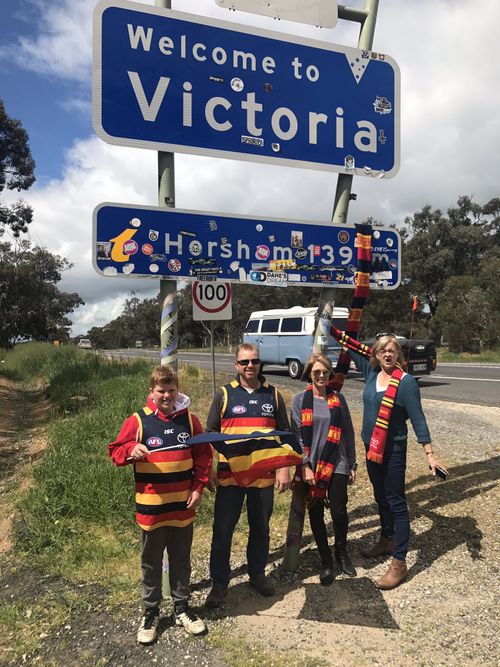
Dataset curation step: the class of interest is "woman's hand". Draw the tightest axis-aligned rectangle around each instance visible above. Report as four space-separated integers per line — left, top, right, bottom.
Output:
348 469 356 485
425 451 448 476
302 465 315 486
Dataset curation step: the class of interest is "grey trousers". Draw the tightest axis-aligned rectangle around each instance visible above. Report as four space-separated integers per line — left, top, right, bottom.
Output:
141 523 193 610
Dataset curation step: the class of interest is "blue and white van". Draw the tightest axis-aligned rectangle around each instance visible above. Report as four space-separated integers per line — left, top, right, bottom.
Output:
243 306 349 379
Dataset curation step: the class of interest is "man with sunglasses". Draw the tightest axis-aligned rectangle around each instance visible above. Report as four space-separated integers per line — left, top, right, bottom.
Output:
205 343 291 608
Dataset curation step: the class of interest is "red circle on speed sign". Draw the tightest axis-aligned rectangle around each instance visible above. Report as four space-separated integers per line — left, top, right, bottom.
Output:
192 281 231 313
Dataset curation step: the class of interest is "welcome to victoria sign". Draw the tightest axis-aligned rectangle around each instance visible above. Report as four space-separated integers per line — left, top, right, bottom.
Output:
93 0 400 177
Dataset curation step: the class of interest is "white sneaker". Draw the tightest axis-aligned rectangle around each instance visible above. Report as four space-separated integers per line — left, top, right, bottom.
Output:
137 608 160 644
174 608 207 636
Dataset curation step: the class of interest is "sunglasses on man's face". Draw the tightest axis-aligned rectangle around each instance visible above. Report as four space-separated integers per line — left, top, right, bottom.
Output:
236 358 261 367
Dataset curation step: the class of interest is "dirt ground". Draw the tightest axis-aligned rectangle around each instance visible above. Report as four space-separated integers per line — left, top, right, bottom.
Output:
0 377 499 666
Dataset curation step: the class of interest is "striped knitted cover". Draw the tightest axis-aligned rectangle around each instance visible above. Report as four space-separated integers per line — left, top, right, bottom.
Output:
330 222 373 392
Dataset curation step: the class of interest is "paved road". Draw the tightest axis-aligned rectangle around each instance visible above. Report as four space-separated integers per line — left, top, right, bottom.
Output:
106 349 499 407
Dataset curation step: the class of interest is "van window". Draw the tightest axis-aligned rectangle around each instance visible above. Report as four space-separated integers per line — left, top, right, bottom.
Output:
261 318 280 333
245 319 259 333
280 317 302 333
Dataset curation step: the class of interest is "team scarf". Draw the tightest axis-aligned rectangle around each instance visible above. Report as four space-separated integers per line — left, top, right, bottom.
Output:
329 325 404 464
330 222 373 392
301 384 342 499
187 430 303 487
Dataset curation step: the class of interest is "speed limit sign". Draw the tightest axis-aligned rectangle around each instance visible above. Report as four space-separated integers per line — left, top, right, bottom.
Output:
192 281 232 321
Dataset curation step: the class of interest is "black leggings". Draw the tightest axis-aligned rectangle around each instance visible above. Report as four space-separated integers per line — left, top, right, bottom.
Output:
308 473 349 564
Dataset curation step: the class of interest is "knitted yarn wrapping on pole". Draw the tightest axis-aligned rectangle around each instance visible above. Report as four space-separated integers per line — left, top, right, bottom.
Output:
330 223 373 392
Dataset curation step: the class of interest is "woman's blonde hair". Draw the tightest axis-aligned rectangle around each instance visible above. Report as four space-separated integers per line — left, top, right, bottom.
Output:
370 335 405 368
302 352 333 381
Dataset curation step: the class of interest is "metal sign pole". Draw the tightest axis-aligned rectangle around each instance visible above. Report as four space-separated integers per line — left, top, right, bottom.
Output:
210 321 216 396
157 0 178 373
333 0 380 225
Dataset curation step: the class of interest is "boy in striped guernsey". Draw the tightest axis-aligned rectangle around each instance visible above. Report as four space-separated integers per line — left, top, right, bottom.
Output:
108 366 212 643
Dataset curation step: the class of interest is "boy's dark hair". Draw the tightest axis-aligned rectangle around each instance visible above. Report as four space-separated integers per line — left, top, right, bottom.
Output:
149 365 179 389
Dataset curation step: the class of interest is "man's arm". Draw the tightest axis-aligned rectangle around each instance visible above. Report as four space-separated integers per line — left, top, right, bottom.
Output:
206 388 224 432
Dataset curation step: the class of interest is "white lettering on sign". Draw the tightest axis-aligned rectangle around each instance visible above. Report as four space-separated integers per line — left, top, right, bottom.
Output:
128 24 276 73
122 23 386 156
126 71 374 151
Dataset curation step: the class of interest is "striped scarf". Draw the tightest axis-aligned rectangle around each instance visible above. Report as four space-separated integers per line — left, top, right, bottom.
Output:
330 223 373 392
301 384 342 499
329 326 404 464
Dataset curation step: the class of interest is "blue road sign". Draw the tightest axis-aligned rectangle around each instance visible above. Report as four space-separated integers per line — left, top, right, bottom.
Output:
93 0 400 177
93 203 401 289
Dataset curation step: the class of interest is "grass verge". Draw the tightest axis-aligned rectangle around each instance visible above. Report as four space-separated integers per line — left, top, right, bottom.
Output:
0 344 300 663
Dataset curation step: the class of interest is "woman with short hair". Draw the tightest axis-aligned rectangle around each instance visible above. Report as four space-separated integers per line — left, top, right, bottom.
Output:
333 332 448 589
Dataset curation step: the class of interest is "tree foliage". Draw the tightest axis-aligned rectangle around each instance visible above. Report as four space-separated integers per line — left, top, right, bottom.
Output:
0 100 36 237
0 240 84 348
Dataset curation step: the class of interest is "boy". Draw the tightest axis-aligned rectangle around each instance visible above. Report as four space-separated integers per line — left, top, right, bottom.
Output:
108 365 212 644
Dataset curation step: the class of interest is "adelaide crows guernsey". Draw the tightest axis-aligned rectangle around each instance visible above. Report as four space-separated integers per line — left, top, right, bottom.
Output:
218 380 278 488
134 406 195 530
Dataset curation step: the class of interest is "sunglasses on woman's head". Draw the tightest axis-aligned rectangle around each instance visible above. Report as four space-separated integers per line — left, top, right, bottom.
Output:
236 358 261 366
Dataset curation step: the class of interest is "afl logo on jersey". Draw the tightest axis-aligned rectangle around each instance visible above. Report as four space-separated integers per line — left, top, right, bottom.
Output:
146 437 163 448
232 405 247 414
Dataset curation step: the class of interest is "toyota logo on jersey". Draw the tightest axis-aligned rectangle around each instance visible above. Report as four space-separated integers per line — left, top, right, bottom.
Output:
146 437 163 448
262 404 274 414
177 432 190 444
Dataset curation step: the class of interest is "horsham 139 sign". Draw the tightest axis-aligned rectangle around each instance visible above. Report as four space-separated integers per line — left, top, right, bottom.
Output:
93 0 400 177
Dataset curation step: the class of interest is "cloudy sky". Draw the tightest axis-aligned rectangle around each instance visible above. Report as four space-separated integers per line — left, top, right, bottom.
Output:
1 0 498 336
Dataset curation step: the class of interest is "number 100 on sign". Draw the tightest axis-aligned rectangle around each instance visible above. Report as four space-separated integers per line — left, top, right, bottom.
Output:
192 281 232 321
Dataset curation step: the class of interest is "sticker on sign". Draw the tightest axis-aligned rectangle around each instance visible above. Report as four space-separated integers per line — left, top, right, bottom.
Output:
214 0 338 27
192 281 233 321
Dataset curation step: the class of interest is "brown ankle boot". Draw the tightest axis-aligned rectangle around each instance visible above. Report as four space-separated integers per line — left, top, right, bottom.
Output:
360 536 394 559
376 558 408 590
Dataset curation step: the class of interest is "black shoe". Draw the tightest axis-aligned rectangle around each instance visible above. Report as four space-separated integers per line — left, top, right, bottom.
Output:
249 574 276 597
319 567 334 586
335 551 357 577
205 586 227 609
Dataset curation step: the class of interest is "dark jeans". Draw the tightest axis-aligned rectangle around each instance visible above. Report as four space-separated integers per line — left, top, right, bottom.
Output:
210 484 274 588
365 440 410 560
308 473 349 566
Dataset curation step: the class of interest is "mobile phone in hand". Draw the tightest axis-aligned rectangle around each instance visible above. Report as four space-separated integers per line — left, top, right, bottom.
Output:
435 466 447 481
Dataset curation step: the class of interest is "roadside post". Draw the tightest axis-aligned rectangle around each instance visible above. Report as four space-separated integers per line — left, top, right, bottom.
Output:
192 281 232 395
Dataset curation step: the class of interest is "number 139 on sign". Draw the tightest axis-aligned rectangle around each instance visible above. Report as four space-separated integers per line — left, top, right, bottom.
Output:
192 281 232 321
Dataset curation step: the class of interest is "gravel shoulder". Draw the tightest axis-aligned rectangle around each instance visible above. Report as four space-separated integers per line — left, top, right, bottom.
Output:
0 378 499 666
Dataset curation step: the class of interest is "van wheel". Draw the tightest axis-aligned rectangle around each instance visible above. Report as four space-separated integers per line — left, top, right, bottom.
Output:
288 359 304 379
